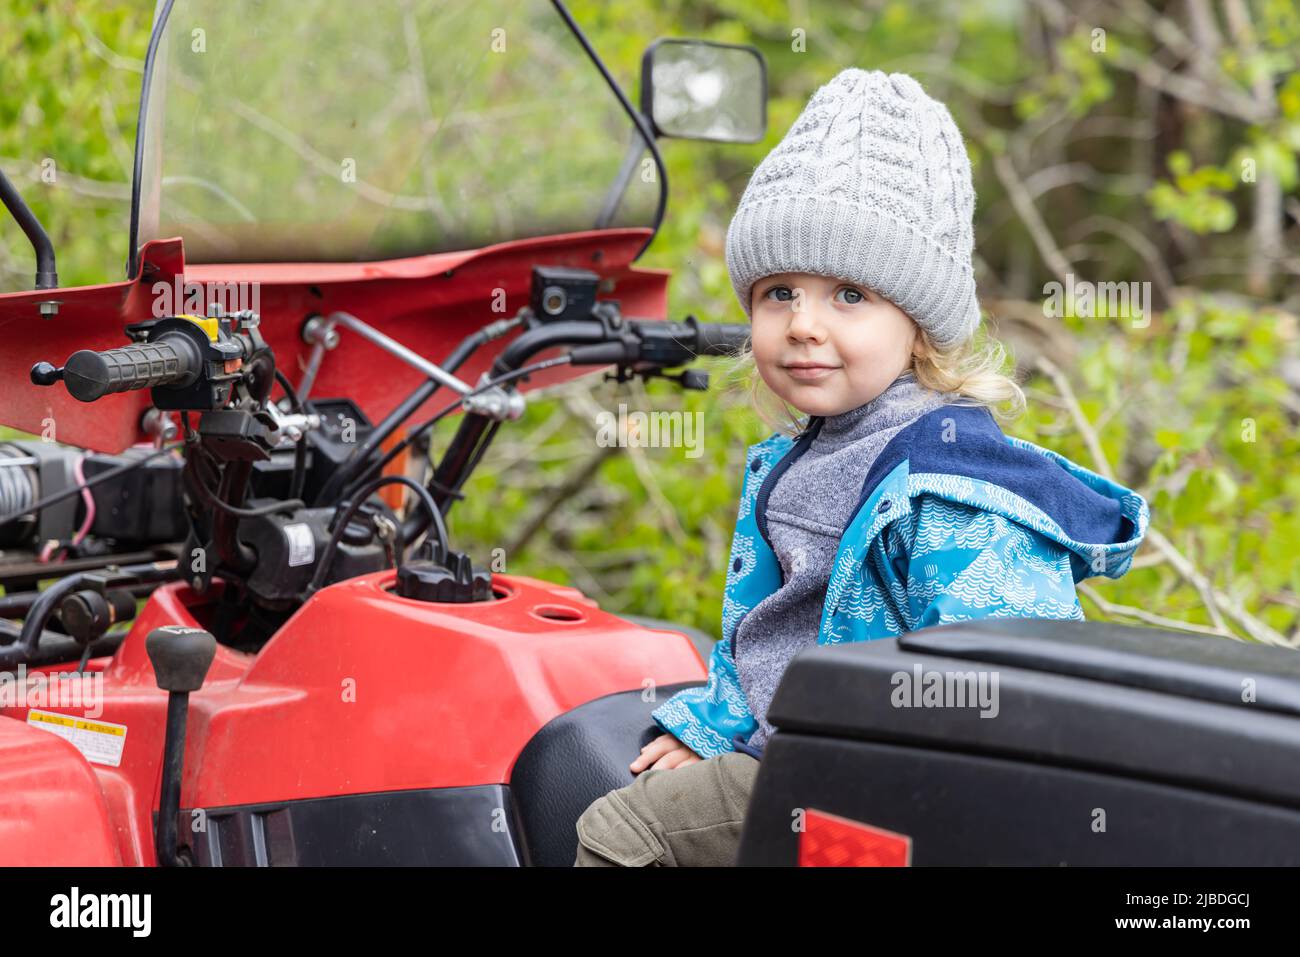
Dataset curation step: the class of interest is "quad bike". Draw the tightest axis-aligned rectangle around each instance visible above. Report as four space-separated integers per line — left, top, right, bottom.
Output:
2 0 1299 869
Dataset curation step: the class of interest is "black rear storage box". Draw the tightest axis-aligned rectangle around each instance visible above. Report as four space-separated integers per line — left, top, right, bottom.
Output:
737 619 1300 865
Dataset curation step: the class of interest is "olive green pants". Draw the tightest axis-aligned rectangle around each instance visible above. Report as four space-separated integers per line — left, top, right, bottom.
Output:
572 752 761 867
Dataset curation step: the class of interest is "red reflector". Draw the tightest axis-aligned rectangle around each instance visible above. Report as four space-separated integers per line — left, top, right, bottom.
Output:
798 808 912 867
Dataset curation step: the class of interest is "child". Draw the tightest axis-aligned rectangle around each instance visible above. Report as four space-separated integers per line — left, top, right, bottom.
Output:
573 69 1149 867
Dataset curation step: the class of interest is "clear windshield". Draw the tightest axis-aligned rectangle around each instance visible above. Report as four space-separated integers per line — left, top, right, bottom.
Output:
134 0 661 264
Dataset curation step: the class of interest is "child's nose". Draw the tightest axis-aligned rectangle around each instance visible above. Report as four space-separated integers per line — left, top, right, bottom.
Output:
786 302 829 341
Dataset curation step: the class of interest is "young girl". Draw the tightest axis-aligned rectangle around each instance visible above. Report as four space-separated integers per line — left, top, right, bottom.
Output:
573 68 1149 867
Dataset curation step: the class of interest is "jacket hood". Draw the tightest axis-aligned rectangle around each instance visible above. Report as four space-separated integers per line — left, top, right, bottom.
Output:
812 403 1150 582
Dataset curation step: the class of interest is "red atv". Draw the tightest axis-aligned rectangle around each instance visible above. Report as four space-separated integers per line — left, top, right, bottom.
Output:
2 0 1299 869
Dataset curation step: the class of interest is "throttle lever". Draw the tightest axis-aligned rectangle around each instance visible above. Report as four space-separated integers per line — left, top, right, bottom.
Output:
632 367 710 391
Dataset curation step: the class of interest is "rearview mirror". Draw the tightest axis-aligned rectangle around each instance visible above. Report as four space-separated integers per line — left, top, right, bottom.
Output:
640 38 766 144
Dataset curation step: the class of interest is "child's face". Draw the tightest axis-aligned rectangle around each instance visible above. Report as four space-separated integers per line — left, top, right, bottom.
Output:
750 272 921 417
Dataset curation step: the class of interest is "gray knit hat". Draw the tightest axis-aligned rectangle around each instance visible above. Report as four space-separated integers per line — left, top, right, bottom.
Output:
725 69 980 348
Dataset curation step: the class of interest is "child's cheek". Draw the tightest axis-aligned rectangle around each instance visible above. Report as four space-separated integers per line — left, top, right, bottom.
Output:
749 318 779 363
753 351 782 389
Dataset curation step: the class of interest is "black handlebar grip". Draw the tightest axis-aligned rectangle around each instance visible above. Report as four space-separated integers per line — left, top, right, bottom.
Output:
61 333 203 403
693 321 751 357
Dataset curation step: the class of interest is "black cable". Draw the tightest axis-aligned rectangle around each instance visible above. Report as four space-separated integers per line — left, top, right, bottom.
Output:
288 432 308 502
273 368 304 412
394 356 574 465
189 459 304 518
451 419 502 502
307 475 446 595
340 401 462 504
274 367 309 501
0 444 181 528
191 443 221 489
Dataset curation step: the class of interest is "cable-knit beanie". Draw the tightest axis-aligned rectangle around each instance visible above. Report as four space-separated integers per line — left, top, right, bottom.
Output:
725 69 980 349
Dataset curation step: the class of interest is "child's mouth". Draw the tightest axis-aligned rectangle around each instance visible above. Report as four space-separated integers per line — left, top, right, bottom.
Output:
783 363 841 381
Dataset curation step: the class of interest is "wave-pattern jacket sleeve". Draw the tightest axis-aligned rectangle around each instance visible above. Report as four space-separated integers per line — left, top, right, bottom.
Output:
650 637 756 759
885 494 1086 629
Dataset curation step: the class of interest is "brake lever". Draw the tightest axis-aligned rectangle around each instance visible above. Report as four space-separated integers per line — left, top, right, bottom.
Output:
603 364 710 391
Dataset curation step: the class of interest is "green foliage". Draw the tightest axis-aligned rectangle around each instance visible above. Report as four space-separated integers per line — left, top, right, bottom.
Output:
0 1 150 287
1147 152 1238 233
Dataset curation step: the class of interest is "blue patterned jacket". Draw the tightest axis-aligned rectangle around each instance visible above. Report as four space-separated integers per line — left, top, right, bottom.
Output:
650 402 1150 760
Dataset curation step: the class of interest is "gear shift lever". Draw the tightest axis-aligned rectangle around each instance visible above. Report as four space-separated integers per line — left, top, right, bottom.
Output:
145 625 217 866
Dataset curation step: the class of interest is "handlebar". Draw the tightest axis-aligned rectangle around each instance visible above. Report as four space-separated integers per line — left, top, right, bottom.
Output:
18 303 749 624
404 316 747 542
691 319 753 357
31 334 204 403
30 313 253 412
567 317 750 368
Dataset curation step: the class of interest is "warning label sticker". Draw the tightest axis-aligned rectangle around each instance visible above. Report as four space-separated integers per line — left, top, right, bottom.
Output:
27 709 128 767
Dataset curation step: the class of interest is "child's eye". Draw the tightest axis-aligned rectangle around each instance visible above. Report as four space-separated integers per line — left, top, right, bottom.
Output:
835 286 867 305
763 285 794 303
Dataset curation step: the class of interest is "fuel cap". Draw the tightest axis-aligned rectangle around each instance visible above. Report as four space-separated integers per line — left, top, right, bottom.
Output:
395 549 493 603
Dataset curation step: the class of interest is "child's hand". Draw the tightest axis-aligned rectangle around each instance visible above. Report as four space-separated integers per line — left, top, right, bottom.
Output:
631 733 702 773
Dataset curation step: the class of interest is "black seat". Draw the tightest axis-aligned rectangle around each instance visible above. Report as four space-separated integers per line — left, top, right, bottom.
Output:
510 681 702 866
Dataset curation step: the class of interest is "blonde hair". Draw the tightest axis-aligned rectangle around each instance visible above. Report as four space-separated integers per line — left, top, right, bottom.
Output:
724 319 1026 438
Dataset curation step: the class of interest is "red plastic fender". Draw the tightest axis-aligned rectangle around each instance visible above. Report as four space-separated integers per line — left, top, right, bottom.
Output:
0 716 121 865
